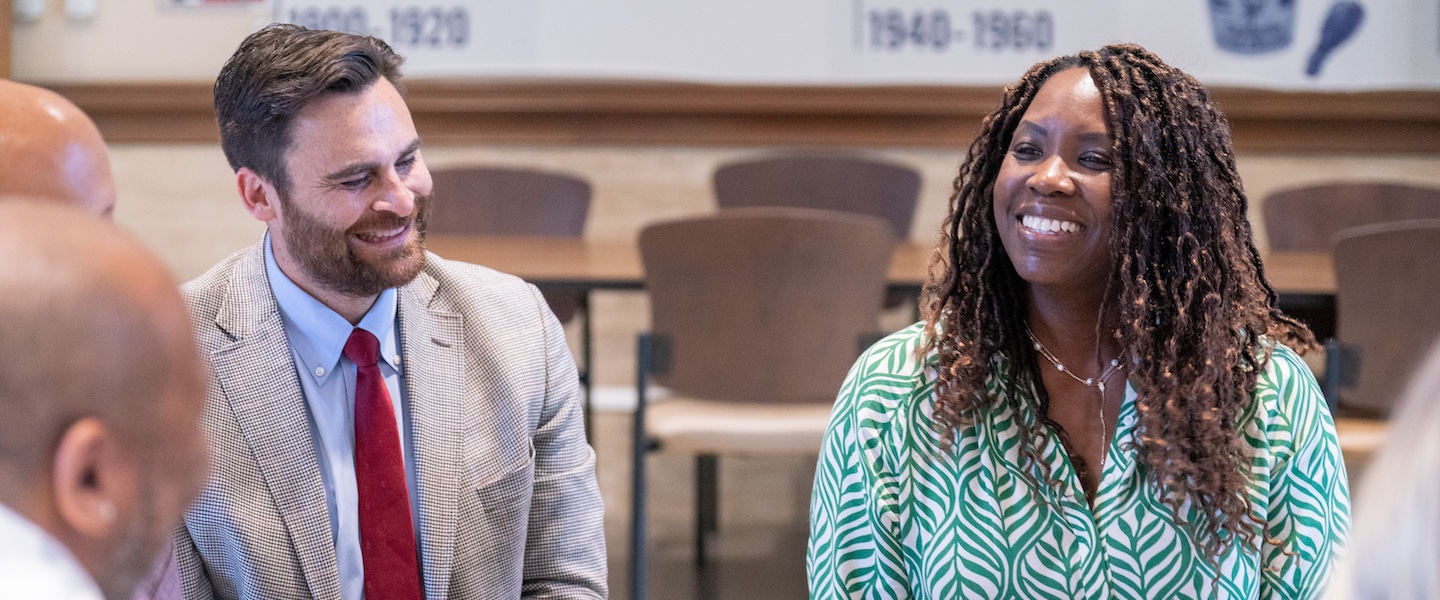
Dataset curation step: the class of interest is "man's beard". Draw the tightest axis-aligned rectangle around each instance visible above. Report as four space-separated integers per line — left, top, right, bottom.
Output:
278 192 431 297
99 478 158 600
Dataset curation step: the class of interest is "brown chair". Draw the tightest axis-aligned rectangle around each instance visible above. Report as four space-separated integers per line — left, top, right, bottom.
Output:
1324 220 1440 456
1326 219 1440 414
1262 182 1440 252
713 152 922 312
629 207 895 600
1261 182 1440 340
713 152 922 236
428 165 591 323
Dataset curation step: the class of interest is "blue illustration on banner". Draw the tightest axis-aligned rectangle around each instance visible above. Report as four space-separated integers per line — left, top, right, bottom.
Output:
1208 0 1296 55
1307 1 1366 76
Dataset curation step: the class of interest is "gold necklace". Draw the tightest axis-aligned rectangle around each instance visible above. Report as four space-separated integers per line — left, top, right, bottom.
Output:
1024 323 1122 475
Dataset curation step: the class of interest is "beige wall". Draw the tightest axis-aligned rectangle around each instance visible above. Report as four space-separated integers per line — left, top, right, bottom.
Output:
11 0 263 82
112 144 1440 386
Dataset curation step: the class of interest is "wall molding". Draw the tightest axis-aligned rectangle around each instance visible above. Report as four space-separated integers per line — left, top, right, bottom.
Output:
45 80 1440 152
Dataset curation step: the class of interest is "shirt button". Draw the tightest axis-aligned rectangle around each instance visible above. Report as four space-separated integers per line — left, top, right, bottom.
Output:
392 355 401 364
314 367 325 377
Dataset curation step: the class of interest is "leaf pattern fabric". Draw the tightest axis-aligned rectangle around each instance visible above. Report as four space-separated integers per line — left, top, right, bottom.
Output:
808 323 1349 599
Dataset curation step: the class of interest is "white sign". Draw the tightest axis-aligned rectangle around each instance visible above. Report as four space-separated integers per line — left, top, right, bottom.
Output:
166 0 268 8
272 0 1440 90
273 0 534 75
828 0 1119 83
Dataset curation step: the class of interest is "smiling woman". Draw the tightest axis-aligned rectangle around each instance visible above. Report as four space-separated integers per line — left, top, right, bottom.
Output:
992 67 1115 299
807 44 1349 599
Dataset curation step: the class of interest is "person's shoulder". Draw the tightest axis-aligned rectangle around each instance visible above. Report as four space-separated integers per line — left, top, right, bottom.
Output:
855 322 931 378
838 322 931 405
179 242 263 324
1248 340 1333 450
423 251 533 291
826 323 942 453
1255 340 1321 399
420 251 542 312
180 247 250 297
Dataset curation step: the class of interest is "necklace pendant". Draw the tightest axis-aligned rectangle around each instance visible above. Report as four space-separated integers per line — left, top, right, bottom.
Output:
1098 381 1106 397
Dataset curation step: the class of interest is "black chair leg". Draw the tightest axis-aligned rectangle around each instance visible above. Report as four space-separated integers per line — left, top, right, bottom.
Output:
1325 338 1361 416
629 421 647 600
630 334 654 600
695 454 719 567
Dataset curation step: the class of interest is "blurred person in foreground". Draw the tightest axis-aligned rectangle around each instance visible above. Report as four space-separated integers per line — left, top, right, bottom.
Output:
0 80 117 216
808 44 1348 599
173 24 605 599
1327 339 1440 599
0 201 208 599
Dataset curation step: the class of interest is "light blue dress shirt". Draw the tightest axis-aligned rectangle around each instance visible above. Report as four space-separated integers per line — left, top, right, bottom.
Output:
264 237 420 600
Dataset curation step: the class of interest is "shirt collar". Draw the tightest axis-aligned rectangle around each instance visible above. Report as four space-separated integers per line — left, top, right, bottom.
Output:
264 234 402 385
0 503 105 599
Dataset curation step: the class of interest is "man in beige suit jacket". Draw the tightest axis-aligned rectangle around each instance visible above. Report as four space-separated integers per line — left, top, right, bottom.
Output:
174 25 605 599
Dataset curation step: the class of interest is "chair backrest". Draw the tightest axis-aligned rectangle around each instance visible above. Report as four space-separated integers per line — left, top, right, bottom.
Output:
639 207 896 405
428 166 591 237
712 152 922 238
1333 219 1440 414
1262 182 1440 252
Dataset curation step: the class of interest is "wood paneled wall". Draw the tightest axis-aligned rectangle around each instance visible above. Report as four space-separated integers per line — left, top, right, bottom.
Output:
47 80 1440 153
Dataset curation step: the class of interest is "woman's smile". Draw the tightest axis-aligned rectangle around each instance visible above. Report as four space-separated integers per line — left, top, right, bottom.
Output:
1020 214 1084 234
992 67 1115 293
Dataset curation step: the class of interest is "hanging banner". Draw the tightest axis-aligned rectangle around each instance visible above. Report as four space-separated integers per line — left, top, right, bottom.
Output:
165 0 268 7
272 0 1440 89
827 0 1118 83
273 0 535 75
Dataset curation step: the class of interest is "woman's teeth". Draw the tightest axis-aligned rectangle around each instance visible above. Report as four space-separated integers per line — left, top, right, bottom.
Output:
1021 215 1082 234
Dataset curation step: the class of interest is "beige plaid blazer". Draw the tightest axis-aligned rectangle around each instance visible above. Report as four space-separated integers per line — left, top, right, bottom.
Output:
173 239 606 599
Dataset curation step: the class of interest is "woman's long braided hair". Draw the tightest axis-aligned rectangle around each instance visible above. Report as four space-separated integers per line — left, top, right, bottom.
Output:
920 43 1317 560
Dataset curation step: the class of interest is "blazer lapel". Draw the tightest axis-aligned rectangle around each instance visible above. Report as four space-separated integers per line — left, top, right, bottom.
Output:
399 267 464 600
211 243 342 600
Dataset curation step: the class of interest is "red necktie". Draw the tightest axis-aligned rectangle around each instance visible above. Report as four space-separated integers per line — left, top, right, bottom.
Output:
344 328 424 600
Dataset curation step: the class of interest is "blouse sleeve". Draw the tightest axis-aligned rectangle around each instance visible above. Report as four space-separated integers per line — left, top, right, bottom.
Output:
1257 346 1351 599
807 341 912 599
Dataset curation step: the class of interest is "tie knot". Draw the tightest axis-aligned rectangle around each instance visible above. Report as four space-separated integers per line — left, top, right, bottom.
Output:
343 328 381 368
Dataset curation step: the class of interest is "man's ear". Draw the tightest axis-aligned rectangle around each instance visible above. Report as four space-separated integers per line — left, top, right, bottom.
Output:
51 418 135 539
237 168 281 223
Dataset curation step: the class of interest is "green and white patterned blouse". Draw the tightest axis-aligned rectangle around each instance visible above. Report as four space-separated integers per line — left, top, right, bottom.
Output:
808 323 1349 599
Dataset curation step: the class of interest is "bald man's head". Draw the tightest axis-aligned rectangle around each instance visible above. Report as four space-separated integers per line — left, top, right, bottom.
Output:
0 80 117 217
0 200 206 598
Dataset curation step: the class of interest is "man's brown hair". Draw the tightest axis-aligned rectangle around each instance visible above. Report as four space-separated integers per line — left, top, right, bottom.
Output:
213 24 404 197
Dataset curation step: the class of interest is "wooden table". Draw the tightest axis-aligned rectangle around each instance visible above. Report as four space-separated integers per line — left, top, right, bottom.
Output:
1261 251 1336 296
427 234 1333 296
428 234 1336 440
